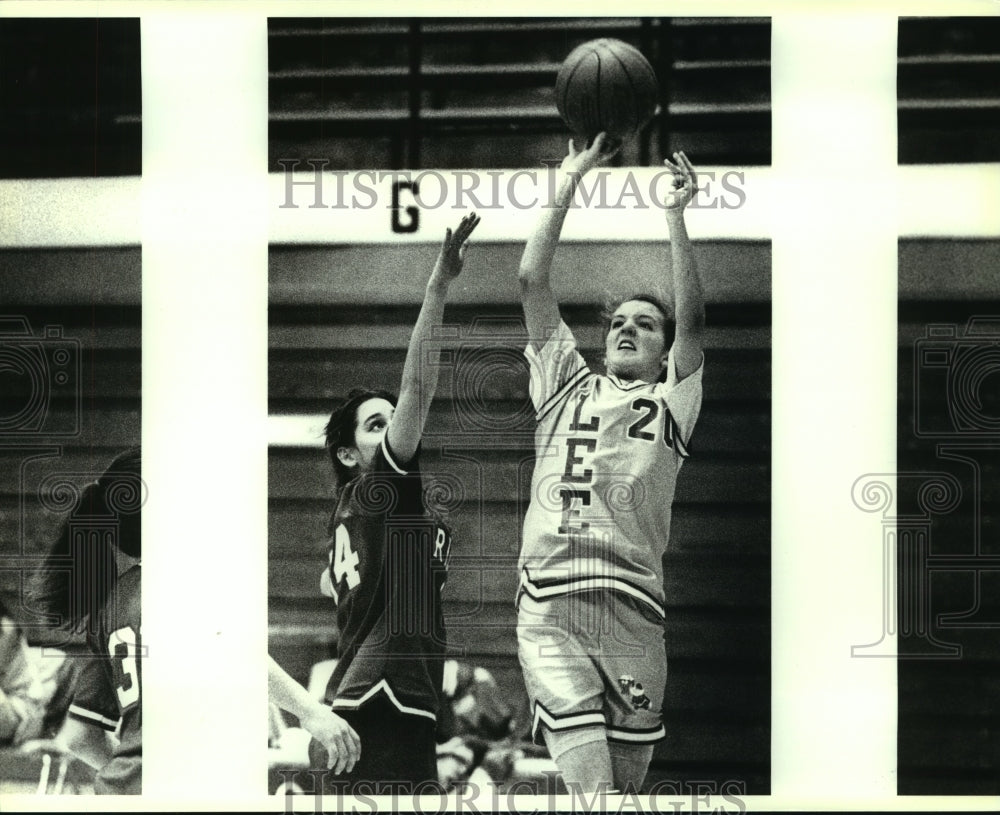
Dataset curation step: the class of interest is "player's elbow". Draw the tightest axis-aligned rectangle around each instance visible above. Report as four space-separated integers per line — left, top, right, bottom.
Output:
518 269 548 298
518 261 543 286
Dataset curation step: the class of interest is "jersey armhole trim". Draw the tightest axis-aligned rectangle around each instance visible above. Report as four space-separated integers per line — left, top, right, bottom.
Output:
669 414 692 459
536 365 590 423
381 436 410 475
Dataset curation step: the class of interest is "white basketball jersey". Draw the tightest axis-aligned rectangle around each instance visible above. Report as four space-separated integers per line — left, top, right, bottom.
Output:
519 320 703 619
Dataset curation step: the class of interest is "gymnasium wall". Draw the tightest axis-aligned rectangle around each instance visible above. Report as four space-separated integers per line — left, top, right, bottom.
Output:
0 246 141 646
896 236 1000 795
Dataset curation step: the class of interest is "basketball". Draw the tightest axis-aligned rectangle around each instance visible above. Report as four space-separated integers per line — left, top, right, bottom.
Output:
555 38 659 144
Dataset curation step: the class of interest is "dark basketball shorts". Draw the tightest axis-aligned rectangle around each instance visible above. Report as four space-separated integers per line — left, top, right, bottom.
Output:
305 693 438 795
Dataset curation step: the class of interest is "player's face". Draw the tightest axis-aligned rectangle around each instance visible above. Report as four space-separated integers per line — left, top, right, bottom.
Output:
350 397 395 471
605 300 669 382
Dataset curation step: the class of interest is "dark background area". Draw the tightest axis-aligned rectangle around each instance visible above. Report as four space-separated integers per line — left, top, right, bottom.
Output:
898 16 1000 164
896 16 1000 796
268 17 772 170
0 18 141 178
897 294 1000 795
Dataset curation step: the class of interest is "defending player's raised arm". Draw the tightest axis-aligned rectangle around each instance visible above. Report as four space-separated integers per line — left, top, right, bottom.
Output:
387 214 480 466
267 655 360 774
519 134 618 351
663 151 705 381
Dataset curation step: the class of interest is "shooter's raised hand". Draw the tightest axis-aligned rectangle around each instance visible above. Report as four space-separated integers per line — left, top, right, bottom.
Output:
664 151 698 213
561 131 622 178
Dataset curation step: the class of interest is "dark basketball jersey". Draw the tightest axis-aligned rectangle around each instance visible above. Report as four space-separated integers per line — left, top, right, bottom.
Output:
320 438 451 723
68 564 141 794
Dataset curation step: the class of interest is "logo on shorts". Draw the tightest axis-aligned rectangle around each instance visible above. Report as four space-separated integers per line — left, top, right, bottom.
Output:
618 674 651 710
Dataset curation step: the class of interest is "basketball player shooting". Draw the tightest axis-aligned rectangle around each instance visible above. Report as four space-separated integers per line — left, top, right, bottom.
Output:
515 134 704 793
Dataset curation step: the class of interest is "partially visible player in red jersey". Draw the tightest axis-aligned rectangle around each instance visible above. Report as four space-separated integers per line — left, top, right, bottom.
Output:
517 136 705 793
307 213 480 792
32 448 143 794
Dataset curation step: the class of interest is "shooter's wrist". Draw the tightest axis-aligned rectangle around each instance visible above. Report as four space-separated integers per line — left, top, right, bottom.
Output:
554 170 582 208
665 208 688 227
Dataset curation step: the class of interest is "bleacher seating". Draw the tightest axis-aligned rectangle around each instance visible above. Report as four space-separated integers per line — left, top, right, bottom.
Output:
897 252 1000 795
268 17 772 170
0 19 141 179
0 249 141 647
897 16 1000 163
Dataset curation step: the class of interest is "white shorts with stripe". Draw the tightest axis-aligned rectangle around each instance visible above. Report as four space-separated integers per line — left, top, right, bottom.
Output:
516 588 667 746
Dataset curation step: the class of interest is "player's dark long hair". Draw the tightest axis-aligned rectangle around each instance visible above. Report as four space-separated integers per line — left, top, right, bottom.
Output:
324 388 398 493
602 293 676 383
323 388 453 547
31 448 142 635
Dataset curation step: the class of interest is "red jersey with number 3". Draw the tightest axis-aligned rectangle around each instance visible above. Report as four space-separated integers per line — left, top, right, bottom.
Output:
68 564 141 794
519 321 703 621
321 438 451 723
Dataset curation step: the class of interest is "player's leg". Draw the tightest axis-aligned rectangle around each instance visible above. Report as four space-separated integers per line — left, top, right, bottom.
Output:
542 725 614 793
517 591 614 792
609 742 655 792
600 594 668 793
